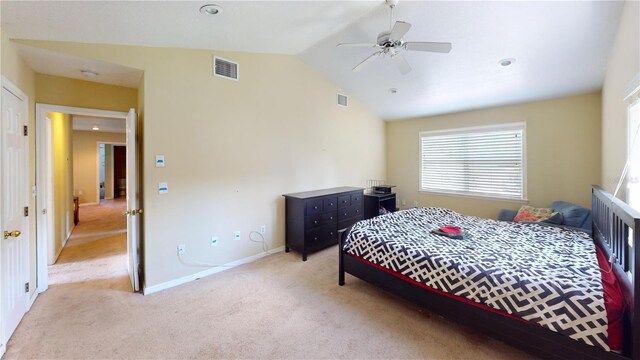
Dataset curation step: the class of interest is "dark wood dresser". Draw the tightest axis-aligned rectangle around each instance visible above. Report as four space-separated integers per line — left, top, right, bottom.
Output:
283 186 364 261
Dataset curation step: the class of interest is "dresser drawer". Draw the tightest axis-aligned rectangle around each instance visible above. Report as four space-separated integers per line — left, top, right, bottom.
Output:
350 192 363 204
305 213 323 229
338 205 362 220
323 197 337 212
305 199 323 215
322 211 337 225
306 224 338 246
338 195 351 208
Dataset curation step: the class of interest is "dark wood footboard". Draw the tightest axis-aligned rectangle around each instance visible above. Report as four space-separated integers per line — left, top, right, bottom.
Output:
337 186 640 360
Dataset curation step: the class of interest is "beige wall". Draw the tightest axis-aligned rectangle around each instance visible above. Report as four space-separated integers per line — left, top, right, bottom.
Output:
49 112 73 264
18 40 387 289
602 1 640 194
72 131 126 204
1 30 38 299
386 93 602 219
36 73 137 112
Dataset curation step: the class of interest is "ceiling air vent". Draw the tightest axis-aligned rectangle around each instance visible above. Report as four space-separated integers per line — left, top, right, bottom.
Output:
337 93 348 108
213 56 239 81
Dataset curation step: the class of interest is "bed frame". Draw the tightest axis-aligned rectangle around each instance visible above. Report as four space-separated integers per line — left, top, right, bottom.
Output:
339 185 640 360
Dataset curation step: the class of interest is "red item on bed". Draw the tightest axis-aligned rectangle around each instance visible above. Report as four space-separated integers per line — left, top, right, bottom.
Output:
440 225 462 234
595 246 624 352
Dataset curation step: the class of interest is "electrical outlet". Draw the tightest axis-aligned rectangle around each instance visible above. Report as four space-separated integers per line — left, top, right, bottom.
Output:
177 244 186 254
234 230 241 241
413 201 418 207
260 225 266 235
211 236 218 247
401 199 406 206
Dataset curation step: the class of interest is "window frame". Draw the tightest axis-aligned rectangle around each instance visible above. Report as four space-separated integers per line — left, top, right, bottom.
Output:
418 122 528 202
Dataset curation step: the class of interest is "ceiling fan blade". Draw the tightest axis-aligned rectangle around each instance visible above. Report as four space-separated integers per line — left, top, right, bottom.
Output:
389 21 411 41
353 51 382 72
404 42 452 53
393 53 412 75
337 43 378 48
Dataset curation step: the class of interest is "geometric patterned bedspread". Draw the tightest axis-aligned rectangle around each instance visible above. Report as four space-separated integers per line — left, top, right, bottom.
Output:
343 207 609 351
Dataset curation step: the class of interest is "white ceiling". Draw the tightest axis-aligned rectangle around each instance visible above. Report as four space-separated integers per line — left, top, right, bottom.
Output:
73 116 125 133
0 1 625 120
15 44 142 88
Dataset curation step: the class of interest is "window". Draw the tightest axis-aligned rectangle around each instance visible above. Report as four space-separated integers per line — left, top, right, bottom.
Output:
627 94 640 211
420 123 526 200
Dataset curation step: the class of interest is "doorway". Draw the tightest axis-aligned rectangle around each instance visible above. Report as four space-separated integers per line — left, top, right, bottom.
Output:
35 104 140 293
97 142 126 203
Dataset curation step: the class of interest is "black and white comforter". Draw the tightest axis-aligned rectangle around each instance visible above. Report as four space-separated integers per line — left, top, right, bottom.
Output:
344 207 609 351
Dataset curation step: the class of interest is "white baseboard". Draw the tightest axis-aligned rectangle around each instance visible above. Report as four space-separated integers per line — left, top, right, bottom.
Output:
79 202 98 207
143 247 284 295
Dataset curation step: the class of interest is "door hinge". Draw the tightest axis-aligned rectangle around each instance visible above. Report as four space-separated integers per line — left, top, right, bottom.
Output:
24 206 29 217
23 125 28 136
25 282 29 293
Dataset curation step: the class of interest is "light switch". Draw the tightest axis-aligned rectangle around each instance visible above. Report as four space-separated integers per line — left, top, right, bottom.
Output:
155 155 165 168
158 182 168 194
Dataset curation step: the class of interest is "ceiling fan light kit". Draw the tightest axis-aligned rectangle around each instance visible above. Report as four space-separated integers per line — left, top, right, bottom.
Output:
337 0 452 75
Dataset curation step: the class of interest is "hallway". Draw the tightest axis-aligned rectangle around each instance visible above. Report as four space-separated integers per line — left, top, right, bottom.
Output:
48 198 130 289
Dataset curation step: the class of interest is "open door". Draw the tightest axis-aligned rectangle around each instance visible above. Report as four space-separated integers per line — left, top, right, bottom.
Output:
125 108 141 292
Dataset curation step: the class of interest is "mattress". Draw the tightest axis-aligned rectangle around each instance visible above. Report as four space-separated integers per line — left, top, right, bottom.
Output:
343 207 623 351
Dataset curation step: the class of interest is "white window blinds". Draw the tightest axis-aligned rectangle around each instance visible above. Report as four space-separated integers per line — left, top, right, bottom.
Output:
420 123 526 200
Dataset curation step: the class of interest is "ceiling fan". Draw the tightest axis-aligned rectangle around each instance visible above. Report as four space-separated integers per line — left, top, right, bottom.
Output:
337 0 452 75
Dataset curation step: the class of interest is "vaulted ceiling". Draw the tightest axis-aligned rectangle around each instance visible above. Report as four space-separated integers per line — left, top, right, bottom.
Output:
1 1 625 120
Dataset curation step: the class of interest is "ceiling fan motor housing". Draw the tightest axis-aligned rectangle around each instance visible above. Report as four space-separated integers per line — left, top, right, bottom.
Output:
377 31 402 48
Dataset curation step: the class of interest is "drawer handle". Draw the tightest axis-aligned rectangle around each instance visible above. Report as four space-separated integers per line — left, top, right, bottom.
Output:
330 202 334 206
330 232 334 236
314 220 318 224
343 213 347 216
314 237 318 240
314 206 318 210
356 209 360 213
330 216 334 220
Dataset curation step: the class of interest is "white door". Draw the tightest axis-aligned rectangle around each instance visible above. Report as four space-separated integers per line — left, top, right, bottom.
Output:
125 108 140 292
1 80 29 348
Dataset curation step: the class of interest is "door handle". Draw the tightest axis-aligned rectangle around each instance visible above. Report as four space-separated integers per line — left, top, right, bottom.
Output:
4 230 21 240
123 209 144 216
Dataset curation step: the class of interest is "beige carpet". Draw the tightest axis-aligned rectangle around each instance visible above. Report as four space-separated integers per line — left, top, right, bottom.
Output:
4 200 536 359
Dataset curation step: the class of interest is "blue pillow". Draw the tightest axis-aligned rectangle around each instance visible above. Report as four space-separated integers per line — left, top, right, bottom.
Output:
551 201 590 228
542 212 564 225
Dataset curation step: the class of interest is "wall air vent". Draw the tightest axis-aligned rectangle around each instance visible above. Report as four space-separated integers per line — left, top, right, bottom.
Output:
213 56 239 81
337 93 348 108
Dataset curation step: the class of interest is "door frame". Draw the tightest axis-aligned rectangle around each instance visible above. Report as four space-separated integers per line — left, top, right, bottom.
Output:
1 76 30 357
35 104 128 293
97 142 126 203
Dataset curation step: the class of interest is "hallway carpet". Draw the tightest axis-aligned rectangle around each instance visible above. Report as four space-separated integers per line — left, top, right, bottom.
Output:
5 201 535 359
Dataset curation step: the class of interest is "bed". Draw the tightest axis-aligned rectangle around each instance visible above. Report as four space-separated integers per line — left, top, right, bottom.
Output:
338 186 640 360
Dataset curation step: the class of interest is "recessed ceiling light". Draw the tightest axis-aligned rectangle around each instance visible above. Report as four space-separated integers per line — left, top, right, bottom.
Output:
389 88 399 94
81 70 99 77
499 58 516 67
92 125 100 131
200 4 223 15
